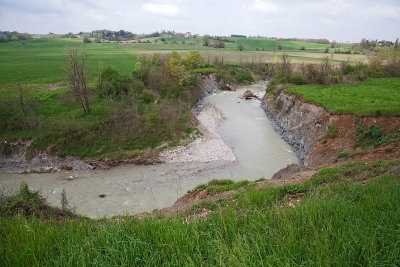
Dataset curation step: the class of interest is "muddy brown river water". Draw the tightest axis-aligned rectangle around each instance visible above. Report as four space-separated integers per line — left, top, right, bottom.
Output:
0 82 299 218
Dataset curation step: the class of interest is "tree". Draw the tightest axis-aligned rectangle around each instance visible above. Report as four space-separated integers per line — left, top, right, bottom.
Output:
202 35 210 46
83 37 91 43
278 53 292 80
65 46 90 114
183 50 205 69
165 51 190 85
237 43 244 51
216 41 225 48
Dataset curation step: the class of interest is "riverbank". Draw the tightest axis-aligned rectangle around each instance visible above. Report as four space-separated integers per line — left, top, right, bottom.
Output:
2 159 400 266
261 88 400 166
0 83 299 218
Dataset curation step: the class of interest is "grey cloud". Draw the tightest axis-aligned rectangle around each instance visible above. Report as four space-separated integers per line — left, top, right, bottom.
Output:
0 0 398 41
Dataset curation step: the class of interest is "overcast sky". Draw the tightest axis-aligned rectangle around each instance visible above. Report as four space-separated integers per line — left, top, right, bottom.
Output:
0 0 399 42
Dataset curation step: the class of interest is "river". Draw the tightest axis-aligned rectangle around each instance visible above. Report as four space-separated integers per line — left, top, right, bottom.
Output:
0 82 299 218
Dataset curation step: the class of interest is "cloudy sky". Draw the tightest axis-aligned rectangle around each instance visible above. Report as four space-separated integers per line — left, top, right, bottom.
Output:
0 0 399 42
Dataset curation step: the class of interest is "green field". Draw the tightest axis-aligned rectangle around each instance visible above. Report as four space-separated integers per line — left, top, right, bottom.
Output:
0 38 357 91
0 38 136 87
1 160 400 265
225 37 332 52
287 78 400 114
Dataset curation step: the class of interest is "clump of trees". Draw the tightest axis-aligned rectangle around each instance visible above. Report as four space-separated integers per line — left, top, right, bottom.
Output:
0 31 32 43
90 50 208 148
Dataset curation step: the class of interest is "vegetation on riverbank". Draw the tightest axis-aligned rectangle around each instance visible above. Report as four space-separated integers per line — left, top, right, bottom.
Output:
1 160 399 265
0 38 268 161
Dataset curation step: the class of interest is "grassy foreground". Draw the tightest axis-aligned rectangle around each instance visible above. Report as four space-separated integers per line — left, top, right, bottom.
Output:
1 160 400 266
287 78 400 114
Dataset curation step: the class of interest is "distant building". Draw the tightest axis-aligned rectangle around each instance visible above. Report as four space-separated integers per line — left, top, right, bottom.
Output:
71 35 81 38
175 32 191 38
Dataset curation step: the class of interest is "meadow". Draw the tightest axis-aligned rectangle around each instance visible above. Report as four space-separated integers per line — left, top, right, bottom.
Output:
225 37 331 51
0 38 136 88
287 78 400 114
1 160 399 266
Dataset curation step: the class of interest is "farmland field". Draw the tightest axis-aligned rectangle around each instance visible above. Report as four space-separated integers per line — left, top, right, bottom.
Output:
0 37 364 91
287 78 400 114
0 38 137 87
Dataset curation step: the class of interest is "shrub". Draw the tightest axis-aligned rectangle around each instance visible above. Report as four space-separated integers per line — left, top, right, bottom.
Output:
291 74 305 85
83 37 91 43
165 51 191 85
355 120 399 148
337 151 351 159
0 182 46 217
96 67 131 98
138 89 155 104
183 50 205 69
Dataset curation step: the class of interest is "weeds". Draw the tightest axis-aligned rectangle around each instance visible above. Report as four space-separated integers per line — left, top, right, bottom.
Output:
328 124 339 138
355 120 399 149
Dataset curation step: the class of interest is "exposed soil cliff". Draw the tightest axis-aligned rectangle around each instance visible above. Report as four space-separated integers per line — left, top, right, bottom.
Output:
261 91 332 164
262 90 400 166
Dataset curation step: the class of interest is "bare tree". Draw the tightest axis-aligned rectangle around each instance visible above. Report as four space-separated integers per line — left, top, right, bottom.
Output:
65 46 90 114
18 83 26 114
279 53 292 79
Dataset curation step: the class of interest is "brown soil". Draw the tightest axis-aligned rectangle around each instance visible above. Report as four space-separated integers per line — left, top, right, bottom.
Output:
309 114 400 165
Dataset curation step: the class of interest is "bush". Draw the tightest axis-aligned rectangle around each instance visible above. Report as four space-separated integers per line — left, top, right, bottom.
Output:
138 89 155 104
96 67 131 98
183 51 205 69
83 37 91 43
355 120 399 148
0 182 46 217
291 74 305 85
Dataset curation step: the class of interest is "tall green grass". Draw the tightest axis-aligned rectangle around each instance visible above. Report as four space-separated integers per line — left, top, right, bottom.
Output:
1 161 399 266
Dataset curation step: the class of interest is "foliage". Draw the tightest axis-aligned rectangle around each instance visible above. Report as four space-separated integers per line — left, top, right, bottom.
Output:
83 37 91 43
355 120 399 149
96 66 132 98
327 124 339 138
190 67 218 74
0 31 32 43
0 182 46 217
182 50 205 69
165 51 190 85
